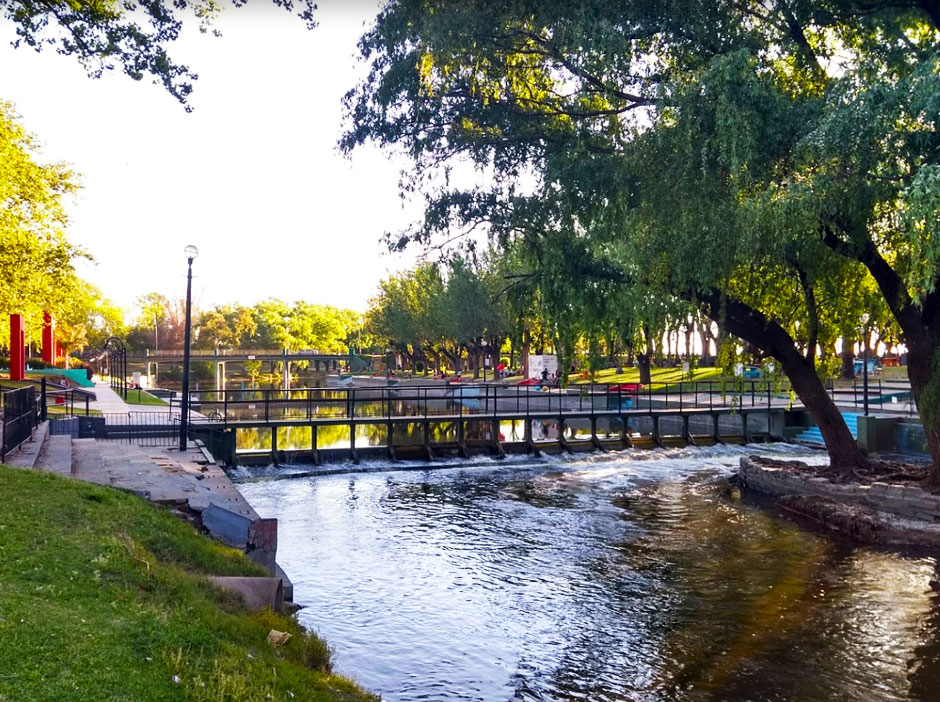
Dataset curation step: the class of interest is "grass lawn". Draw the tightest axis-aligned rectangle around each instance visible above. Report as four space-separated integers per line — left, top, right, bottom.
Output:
45 405 102 417
500 366 729 389
123 388 170 407
572 366 725 386
0 464 377 701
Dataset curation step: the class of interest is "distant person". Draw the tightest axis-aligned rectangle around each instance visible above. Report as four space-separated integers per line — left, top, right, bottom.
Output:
541 368 549 382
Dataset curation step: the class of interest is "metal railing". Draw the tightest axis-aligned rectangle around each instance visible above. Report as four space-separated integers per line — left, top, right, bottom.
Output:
825 378 917 416
45 388 93 417
173 380 793 425
94 412 180 446
1 386 39 461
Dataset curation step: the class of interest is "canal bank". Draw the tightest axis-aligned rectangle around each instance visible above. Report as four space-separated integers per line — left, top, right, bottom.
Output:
737 454 940 549
0 461 377 700
8 382 296 610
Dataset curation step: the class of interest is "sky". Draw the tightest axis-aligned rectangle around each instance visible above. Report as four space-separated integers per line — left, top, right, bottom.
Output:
0 1 425 318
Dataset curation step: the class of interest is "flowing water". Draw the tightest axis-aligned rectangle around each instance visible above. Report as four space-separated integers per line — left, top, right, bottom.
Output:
236 445 940 701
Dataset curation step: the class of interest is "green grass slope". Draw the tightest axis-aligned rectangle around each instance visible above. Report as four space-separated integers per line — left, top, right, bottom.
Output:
0 465 377 702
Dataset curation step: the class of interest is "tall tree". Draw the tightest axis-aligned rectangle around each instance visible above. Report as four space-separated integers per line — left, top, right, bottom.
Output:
344 0 940 479
0 100 84 348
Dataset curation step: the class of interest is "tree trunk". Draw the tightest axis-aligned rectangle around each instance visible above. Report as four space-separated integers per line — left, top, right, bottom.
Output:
637 353 652 385
840 340 855 380
905 338 940 489
699 321 711 365
697 288 865 471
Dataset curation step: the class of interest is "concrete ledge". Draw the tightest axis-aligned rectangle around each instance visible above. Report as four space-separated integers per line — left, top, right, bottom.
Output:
6 421 47 469
275 563 294 602
202 503 253 548
246 517 278 573
208 576 283 611
739 456 940 522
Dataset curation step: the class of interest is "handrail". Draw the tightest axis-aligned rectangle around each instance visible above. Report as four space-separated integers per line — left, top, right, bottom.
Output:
174 380 800 424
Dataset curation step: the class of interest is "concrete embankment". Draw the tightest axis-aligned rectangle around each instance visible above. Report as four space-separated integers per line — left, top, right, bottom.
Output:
737 455 940 549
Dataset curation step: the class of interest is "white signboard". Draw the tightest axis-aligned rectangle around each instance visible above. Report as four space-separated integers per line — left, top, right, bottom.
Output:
528 354 559 380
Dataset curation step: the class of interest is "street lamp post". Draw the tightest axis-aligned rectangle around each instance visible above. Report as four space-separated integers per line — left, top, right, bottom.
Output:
179 245 198 451
481 340 488 382
861 313 870 417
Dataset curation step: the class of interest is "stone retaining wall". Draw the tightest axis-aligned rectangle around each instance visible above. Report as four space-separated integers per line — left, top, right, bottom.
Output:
738 456 940 523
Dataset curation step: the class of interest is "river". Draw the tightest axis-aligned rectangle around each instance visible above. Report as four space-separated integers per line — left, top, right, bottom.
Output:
236 445 940 701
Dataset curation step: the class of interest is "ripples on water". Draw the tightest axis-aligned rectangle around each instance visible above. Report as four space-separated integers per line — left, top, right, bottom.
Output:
236 445 940 701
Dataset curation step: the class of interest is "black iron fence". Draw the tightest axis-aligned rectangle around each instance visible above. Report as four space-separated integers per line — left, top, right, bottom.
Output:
1 386 39 461
85 412 178 446
171 380 794 424
825 378 917 415
45 388 93 417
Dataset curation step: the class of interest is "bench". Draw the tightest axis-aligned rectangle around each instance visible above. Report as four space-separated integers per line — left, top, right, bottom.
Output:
608 383 644 393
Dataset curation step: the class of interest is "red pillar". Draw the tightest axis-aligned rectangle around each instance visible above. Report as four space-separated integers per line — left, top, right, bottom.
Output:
10 314 25 381
42 311 56 364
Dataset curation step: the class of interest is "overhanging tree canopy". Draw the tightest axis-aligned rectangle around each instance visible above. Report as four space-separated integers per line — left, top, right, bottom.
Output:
4 0 317 109
344 0 940 481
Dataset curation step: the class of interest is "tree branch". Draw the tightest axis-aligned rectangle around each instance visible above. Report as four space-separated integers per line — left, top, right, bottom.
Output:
820 223 926 346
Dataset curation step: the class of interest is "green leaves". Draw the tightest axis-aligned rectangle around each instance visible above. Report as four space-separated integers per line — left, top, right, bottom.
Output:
192 300 359 353
0 101 89 346
3 0 318 110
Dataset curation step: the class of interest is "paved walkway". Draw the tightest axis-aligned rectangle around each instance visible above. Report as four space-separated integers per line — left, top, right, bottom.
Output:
88 382 176 415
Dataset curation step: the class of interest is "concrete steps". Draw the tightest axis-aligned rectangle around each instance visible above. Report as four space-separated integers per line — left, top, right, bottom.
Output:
794 412 859 445
34 434 72 476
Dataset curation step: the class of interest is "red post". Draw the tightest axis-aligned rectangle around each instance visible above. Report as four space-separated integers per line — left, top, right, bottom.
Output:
10 314 25 380
41 311 56 364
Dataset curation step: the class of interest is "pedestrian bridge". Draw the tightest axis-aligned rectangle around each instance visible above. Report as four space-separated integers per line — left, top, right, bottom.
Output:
127 348 373 389
176 383 789 466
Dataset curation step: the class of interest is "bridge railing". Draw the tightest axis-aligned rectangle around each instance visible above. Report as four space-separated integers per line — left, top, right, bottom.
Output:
137 348 338 358
825 378 917 416
185 380 793 424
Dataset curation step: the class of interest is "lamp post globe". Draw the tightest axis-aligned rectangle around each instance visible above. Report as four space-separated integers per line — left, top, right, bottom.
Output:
179 245 198 451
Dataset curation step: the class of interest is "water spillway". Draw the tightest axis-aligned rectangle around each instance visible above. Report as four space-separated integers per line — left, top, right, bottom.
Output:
236 445 940 701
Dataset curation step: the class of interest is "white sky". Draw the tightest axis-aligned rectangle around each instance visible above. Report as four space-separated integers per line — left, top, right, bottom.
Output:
0 1 424 317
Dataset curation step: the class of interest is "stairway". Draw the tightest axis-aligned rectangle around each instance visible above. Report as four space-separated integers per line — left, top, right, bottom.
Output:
794 412 859 445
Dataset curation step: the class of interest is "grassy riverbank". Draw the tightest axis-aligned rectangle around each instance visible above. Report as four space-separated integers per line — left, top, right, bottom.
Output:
0 464 377 701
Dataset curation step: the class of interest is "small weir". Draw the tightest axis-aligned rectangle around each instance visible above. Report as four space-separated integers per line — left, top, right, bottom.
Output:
174 381 790 466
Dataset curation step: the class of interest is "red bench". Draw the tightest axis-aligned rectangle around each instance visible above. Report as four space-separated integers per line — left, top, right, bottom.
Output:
608 383 644 392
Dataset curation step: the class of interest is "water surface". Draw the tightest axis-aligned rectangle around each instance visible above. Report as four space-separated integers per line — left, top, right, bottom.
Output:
237 446 940 701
